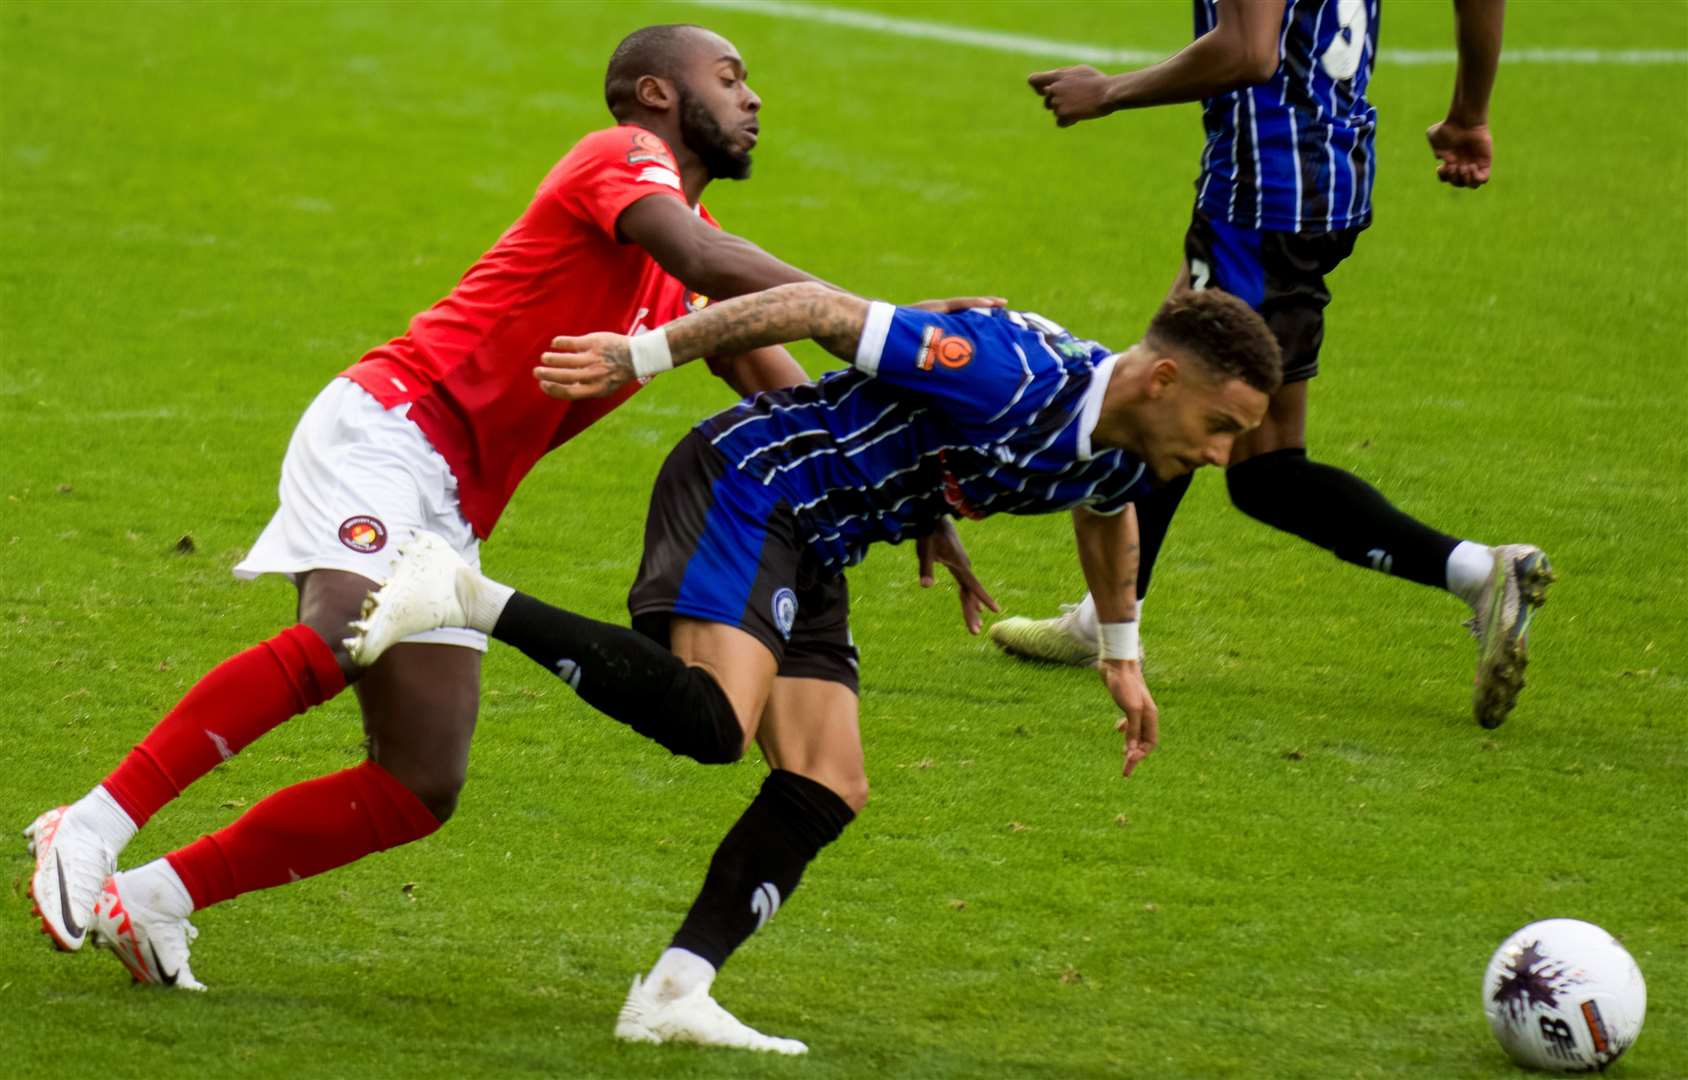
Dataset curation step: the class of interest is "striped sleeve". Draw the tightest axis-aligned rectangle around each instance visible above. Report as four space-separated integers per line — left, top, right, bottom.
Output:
852 303 1057 434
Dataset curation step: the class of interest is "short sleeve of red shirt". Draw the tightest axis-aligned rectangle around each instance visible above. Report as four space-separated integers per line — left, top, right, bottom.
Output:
554 127 689 242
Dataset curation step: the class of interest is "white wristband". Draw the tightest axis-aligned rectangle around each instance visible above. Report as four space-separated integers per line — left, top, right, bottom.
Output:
629 328 673 378
1099 621 1140 662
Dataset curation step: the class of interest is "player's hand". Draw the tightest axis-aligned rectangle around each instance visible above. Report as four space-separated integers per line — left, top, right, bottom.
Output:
537 332 636 399
915 518 999 635
1028 65 1114 127
1100 659 1159 778
1426 118 1493 188
910 296 1007 314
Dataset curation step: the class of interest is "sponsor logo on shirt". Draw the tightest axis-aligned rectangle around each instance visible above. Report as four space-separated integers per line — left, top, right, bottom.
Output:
626 130 672 167
337 515 388 554
917 326 974 371
685 291 711 313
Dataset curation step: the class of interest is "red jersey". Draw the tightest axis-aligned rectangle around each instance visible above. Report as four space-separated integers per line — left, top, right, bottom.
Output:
343 126 715 538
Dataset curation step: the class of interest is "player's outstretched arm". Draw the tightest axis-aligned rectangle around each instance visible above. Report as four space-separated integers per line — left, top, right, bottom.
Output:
1426 0 1505 188
620 195 834 301
1073 505 1159 778
536 283 868 400
1027 0 1284 126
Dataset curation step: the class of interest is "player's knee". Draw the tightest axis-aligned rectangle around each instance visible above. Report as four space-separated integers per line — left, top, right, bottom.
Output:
658 665 750 765
395 764 468 824
834 774 869 814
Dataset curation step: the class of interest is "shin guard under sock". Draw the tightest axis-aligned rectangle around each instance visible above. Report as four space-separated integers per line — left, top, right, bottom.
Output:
1226 448 1460 589
670 769 855 969
102 625 347 827
165 760 439 910
492 592 744 764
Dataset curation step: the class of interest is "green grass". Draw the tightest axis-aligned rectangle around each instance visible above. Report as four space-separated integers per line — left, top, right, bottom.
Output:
3 1 1685 1077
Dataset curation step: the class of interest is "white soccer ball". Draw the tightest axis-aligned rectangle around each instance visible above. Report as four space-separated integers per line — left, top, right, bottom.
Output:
1483 918 1646 1072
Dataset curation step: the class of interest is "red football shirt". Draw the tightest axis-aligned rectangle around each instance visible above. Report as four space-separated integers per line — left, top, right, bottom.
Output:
343 126 714 538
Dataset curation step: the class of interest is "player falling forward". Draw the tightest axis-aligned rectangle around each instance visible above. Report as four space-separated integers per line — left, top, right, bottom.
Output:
24 24 981 990
348 281 1284 1053
1001 0 1551 728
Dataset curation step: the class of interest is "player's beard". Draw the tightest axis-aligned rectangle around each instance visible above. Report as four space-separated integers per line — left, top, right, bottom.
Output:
677 87 752 181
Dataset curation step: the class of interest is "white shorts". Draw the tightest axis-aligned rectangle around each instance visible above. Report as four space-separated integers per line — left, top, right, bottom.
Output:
234 377 488 651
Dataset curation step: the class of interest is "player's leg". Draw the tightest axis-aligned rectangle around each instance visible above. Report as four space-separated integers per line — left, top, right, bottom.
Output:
1222 227 1552 726
87 577 473 990
350 543 775 764
80 377 491 986
25 620 349 954
25 384 381 953
617 575 859 1055
349 429 789 761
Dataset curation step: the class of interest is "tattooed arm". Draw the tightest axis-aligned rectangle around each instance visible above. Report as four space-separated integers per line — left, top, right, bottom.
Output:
1073 504 1160 779
535 282 867 400
1073 503 1139 625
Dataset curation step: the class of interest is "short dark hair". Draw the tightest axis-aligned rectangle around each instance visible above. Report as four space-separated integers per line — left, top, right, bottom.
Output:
1144 289 1282 395
604 24 706 121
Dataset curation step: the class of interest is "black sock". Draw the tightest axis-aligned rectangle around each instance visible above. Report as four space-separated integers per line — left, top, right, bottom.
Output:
670 769 855 969
1132 472 1194 600
491 593 745 764
1226 448 1459 589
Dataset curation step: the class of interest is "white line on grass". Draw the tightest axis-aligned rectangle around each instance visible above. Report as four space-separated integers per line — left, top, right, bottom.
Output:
696 0 1688 66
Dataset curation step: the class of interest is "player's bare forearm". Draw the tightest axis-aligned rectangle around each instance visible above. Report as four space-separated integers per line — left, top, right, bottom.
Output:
663 282 868 364
685 229 834 300
1448 0 1505 126
618 195 837 301
1072 505 1139 622
1105 0 1284 110
538 284 865 400
1029 0 1282 123
705 345 809 396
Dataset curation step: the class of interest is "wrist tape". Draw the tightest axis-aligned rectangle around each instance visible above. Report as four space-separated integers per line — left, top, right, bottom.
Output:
629 329 674 378
1099 621 1140 662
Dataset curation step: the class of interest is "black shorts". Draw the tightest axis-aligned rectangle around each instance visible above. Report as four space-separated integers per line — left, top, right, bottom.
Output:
1183 206 1361 384
627 429 860 693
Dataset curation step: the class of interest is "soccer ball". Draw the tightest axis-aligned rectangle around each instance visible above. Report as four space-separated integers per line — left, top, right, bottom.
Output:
1483 918 1646 1072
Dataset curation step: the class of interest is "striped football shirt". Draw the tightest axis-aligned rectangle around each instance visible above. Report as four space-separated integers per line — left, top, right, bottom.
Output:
1194 0 1380 233
696 302 1153 576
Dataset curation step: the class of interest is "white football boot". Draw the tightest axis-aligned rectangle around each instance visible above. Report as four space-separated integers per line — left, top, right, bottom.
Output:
25 806 116 952
614 975 807 1055
986 602 1099 667
89 872 206 991
1469 544 1555 729
344 530 479 666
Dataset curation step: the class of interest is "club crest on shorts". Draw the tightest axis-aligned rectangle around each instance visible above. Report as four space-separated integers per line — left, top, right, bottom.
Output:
337 515 387 554
772 587 798 640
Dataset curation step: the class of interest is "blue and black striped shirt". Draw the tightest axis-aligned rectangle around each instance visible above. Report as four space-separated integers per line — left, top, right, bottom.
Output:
696 303 1153 576
1194 0 1379 233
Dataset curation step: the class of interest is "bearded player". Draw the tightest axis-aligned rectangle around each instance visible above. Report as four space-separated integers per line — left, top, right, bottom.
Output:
23 24 985 990
1001 0 1551 729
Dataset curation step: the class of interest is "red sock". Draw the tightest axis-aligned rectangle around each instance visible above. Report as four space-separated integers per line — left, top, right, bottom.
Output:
102 625 346 827
166 760 440 910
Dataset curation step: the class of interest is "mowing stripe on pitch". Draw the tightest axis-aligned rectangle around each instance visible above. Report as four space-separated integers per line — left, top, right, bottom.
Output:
696 0 1688 66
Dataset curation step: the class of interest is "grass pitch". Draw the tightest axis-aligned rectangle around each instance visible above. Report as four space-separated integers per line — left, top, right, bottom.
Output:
2 2 1684 1077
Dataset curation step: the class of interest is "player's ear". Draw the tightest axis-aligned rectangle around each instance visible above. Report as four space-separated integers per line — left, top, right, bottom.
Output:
1146 355 1180 399
634 74 678 113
